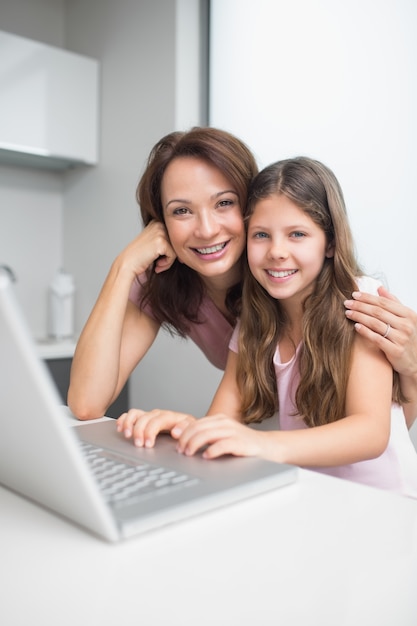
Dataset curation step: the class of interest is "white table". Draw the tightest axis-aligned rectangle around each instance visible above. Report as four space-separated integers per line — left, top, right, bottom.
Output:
1 417 417 626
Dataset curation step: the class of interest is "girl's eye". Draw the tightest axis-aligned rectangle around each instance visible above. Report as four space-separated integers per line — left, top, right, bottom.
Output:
253 231 269 239
291 231 306 238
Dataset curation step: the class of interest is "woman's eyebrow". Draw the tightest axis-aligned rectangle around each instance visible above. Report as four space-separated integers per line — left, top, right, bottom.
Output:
165 197 191 209
165 189 238 209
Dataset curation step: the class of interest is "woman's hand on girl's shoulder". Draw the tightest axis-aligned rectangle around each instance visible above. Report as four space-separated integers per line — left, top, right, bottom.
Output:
344 286 417 378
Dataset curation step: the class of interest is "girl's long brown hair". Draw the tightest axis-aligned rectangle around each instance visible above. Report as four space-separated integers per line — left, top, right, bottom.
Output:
237 157 403 427
135 127 258 336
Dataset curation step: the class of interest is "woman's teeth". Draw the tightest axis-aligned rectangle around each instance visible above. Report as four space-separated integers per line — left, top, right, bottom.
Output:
196 243 226 255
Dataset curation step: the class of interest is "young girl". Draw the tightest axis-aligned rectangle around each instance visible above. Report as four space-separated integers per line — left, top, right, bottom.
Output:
119 157 417 497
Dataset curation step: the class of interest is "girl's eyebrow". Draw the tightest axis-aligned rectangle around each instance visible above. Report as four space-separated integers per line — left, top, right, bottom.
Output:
248 223 267 230
249 222 311 230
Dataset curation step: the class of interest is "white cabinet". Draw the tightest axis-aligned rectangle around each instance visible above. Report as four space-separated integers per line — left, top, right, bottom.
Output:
0 30 99 169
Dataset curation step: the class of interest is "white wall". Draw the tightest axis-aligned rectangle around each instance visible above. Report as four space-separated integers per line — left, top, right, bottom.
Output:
209 0 417 445
0 0 223 416
210 0 417 311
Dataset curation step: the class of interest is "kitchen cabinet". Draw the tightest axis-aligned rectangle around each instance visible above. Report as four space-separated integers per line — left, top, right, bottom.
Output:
0 30 99 170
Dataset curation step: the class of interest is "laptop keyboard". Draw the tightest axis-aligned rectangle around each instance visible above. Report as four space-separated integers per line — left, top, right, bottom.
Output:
79 441 200 509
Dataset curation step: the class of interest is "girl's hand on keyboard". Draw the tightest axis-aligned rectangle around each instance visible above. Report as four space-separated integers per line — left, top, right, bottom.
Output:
116 408 197 448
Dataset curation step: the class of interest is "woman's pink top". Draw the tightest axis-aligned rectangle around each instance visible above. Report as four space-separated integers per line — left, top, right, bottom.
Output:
229 276 417 498
129 274 233 370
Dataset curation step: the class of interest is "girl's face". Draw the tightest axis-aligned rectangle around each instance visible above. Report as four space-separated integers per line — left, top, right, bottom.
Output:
247 193 334 311
161 156 245 285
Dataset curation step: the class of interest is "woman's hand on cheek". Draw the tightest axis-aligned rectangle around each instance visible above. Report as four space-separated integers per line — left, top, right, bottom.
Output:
175 414 264 459
146 221 177 273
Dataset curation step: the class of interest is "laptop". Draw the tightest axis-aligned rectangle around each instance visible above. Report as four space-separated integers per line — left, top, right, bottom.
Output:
0 269 297 542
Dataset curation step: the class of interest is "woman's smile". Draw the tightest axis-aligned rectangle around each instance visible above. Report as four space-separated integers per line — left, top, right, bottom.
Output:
192 240 229 258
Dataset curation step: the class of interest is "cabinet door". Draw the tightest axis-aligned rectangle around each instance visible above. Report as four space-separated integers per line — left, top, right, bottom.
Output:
44 358 129 419
0 30 99 167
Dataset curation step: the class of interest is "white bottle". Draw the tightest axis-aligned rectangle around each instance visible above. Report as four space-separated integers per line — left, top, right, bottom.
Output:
48 270 75 339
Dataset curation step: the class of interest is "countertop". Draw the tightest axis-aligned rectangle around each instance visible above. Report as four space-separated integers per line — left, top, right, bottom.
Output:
1 411 416 626
35 337 77 359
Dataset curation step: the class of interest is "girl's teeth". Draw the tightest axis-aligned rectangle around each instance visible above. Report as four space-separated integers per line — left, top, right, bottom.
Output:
267 269 297 278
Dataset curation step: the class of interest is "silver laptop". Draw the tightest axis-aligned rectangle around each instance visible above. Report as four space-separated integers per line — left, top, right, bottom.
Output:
0 269 297 541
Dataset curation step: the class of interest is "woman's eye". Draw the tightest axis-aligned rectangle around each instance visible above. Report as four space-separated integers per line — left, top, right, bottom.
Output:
218 199 234 208
172 207 190 216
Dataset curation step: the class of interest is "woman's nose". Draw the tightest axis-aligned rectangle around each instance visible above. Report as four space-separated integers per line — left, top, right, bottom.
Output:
195 210 220 239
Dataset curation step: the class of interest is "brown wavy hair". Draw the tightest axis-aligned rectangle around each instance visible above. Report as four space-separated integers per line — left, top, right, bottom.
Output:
135 127 258 336
237 157 403 426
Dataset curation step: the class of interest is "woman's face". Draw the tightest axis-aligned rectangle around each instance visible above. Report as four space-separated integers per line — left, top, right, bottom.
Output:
161 156 245 283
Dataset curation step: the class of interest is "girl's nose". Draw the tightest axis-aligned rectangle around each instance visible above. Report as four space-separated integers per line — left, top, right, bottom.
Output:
267 238 288 260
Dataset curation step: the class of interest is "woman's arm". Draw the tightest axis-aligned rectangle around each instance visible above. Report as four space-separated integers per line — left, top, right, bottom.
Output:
68 223 176 420
176 336 394 466
344 286 417 427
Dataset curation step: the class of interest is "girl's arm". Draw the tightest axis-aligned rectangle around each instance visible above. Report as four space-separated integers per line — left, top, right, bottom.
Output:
67 223 176 420
206 350 243 419
176 335 394 466
344 286 417 428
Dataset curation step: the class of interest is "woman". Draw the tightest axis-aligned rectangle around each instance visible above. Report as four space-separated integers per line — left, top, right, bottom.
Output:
68 128 417 425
